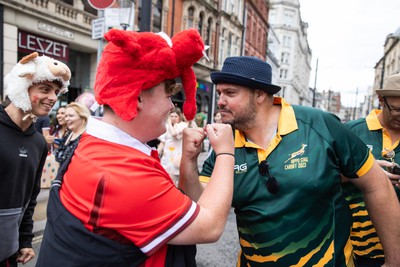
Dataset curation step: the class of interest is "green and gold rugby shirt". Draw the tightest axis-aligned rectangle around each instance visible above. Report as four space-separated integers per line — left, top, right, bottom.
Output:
343 109 400 260
200 97 374 266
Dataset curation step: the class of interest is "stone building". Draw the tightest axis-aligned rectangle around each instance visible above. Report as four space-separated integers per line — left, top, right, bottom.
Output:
268 0 312 105
1 0 276 118
371 26 400 109
1 0 98 105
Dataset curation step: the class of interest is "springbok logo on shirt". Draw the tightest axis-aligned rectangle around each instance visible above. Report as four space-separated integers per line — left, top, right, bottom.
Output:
285 144 308 163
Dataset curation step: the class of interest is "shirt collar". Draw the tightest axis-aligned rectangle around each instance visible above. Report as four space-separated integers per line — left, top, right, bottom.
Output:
86 116 152 156
365 109 383 130
234 97 298 148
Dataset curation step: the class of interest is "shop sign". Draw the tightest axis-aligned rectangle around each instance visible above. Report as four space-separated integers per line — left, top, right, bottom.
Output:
18 30 69 61
38 22 75 40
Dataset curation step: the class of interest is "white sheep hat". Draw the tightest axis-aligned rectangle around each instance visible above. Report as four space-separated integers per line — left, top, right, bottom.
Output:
4 52 71 112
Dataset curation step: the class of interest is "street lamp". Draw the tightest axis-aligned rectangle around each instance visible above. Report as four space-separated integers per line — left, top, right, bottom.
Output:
312 58 318 107
118 0 134 30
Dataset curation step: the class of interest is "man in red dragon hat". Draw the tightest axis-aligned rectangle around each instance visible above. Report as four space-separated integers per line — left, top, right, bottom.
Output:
37 29 235 266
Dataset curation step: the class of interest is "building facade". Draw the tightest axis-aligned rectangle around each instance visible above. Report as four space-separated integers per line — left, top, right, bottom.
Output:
372 26 400 108
1 0 280 119
243 0 269 60
268 0 312 105
1 0 98 105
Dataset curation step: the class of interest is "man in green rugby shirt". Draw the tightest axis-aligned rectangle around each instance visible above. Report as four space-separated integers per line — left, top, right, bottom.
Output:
343 73 400 267
179 56 400 267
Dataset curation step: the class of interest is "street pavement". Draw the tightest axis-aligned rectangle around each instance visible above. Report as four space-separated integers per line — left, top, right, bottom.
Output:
24 151 240 266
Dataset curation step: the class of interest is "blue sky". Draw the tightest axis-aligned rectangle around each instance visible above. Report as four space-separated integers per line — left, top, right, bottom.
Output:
300 0 400 107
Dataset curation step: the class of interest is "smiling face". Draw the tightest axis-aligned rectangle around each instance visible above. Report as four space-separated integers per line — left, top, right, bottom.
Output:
139 81 176 140
28 81 60 116
65 106 85 133
56 106 67 127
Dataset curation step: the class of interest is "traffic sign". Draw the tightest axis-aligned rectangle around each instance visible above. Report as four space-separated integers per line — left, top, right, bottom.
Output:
92 17 105 39
88 0 115 10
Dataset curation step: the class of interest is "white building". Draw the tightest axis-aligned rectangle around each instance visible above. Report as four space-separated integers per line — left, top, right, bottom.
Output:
268 0 312 105
267 26 280 86
372 26 400 109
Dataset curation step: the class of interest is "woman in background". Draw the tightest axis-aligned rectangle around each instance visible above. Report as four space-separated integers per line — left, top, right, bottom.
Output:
213 111 222 123
45 106 68 149
158 107 192 184
54 102 90 165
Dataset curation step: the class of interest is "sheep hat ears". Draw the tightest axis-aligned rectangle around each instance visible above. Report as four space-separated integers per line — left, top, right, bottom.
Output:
94 28 205 121
4 52 71 112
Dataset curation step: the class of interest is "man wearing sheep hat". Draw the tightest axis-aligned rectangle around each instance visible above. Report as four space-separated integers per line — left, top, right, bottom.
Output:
37 29 235 266
0 52 71 266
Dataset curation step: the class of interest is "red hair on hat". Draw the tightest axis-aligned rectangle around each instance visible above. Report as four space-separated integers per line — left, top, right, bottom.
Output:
94 28 204 121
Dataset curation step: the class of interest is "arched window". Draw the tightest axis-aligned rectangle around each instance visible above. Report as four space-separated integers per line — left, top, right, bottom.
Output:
206 17 212 45
227 33 232 57
188 7 195 28
153 0 163 32
198 12 204 36
219 28 226 64
82 0 97 15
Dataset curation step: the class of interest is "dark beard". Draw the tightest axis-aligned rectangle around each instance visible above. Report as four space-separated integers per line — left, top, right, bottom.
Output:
223 98 257 131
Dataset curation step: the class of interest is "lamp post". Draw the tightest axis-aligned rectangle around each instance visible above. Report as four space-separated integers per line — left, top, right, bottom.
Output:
312 58 319 107
118 0 134 30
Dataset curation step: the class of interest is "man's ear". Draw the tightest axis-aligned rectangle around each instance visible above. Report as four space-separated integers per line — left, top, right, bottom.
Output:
136 95 144 112
256 89 268 104
378 96 384 105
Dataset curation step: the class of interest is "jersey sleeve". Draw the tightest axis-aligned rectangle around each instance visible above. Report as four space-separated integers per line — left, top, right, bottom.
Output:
199 150 216 183
321 112 373 178
61 144 200 257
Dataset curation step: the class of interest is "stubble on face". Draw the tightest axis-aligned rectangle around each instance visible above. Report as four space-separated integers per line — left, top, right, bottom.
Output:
222 95 257 131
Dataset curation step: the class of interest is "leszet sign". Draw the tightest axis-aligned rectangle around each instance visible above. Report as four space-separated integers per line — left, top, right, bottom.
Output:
18 30 69 61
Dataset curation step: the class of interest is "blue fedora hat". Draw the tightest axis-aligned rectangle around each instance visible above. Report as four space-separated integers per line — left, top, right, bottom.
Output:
211 56 281 94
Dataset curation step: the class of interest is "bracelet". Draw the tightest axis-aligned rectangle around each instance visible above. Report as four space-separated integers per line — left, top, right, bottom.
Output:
215 152 235 158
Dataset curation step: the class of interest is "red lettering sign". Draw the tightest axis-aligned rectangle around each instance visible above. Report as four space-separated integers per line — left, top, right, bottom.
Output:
18 30 69 62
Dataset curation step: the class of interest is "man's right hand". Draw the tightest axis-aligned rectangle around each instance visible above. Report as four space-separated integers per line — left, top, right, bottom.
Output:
205 123 234 155
182 127 206 161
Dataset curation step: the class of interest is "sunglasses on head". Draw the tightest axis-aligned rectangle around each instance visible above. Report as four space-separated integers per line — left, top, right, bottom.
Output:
258 160 279 194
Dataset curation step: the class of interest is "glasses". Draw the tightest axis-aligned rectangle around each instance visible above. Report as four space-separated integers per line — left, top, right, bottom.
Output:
258 160 279 194
383 97 400 114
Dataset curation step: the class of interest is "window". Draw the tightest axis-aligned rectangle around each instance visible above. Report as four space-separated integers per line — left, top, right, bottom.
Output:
60 0 73 5
198 12 204 36
269 10 276 23
82 0 97 15
219 28 226 63
279 69 288 79
234 37 239 56
282 35 291 47
153 0 163 32
206 17 212 45
230 0 235 13
227 33 232 57
188 7 194 28
281 52 290 64
283 9 294 27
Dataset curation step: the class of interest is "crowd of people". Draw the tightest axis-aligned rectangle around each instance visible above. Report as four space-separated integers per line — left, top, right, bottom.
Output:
1 28 400 267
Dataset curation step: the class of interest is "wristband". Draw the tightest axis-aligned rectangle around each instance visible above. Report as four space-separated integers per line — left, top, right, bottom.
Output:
215 152 235 158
